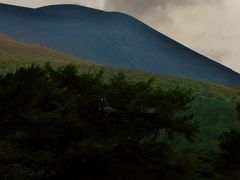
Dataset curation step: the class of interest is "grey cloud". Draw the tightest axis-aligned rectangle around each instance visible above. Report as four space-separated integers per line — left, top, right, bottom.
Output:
103 0 223 25
103 0 220 14
202 49 231 63
103 0 190 19
104 0 191 11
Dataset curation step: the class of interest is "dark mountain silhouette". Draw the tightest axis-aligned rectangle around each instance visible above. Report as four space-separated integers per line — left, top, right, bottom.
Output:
0 3 240 86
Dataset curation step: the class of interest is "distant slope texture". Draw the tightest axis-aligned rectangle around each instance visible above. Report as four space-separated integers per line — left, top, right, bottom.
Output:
0 38 94 73
0 3 240 87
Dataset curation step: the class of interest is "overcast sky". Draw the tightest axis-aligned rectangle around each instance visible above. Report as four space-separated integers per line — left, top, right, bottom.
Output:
1 0 240 72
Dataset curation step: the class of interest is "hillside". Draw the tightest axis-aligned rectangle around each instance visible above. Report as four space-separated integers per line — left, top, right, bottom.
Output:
0 3 240 86
0 38 95 74
0 38 239 156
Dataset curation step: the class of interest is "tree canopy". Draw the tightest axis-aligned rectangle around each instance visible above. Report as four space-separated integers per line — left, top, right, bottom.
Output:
213 103 240 179
0 64 198 180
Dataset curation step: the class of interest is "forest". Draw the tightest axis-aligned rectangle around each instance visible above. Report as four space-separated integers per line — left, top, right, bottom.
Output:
0 64 239 179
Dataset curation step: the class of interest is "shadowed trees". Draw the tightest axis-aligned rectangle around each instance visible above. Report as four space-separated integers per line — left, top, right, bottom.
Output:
0 64 198 180
213 103 240 179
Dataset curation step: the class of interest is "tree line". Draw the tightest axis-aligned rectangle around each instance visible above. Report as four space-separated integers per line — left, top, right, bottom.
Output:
0 64 239 179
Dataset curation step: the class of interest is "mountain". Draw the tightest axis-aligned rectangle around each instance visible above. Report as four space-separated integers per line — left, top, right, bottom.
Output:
0 3 240 86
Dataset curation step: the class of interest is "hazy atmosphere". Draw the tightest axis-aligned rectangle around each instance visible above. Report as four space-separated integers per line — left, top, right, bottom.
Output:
1 0 240 72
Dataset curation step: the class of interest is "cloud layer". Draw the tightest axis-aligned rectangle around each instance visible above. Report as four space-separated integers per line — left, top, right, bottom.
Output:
0 0 239 72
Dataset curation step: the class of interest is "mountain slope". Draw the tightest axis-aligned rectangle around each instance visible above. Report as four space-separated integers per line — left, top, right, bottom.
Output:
0 38 239 154
0 3 240 87
0 38 95 73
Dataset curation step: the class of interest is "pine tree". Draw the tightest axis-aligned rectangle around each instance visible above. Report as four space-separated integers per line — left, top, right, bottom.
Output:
0 64 198 180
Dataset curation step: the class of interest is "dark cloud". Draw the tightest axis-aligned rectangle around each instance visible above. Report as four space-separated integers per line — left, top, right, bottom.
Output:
104 0 187 20
104 0 192 12
103 0 220 15
103 0 222 25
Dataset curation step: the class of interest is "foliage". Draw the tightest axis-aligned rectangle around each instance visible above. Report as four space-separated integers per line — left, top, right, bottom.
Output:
213 103 240 179
0 64 198 180
0 64 198 179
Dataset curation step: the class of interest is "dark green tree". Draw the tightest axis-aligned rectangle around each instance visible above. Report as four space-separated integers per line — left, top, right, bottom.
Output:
214 103 240 179
0 64 198 180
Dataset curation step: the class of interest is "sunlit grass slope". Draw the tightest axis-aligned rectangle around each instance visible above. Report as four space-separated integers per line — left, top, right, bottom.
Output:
0 38 239 155
0 38 96 73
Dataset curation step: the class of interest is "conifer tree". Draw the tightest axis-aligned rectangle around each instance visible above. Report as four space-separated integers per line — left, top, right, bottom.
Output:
0 64 198 180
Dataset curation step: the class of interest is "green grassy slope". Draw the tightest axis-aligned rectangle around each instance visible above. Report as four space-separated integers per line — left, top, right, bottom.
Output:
129 71 240 155
0 38 239 155
0 38 97 73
